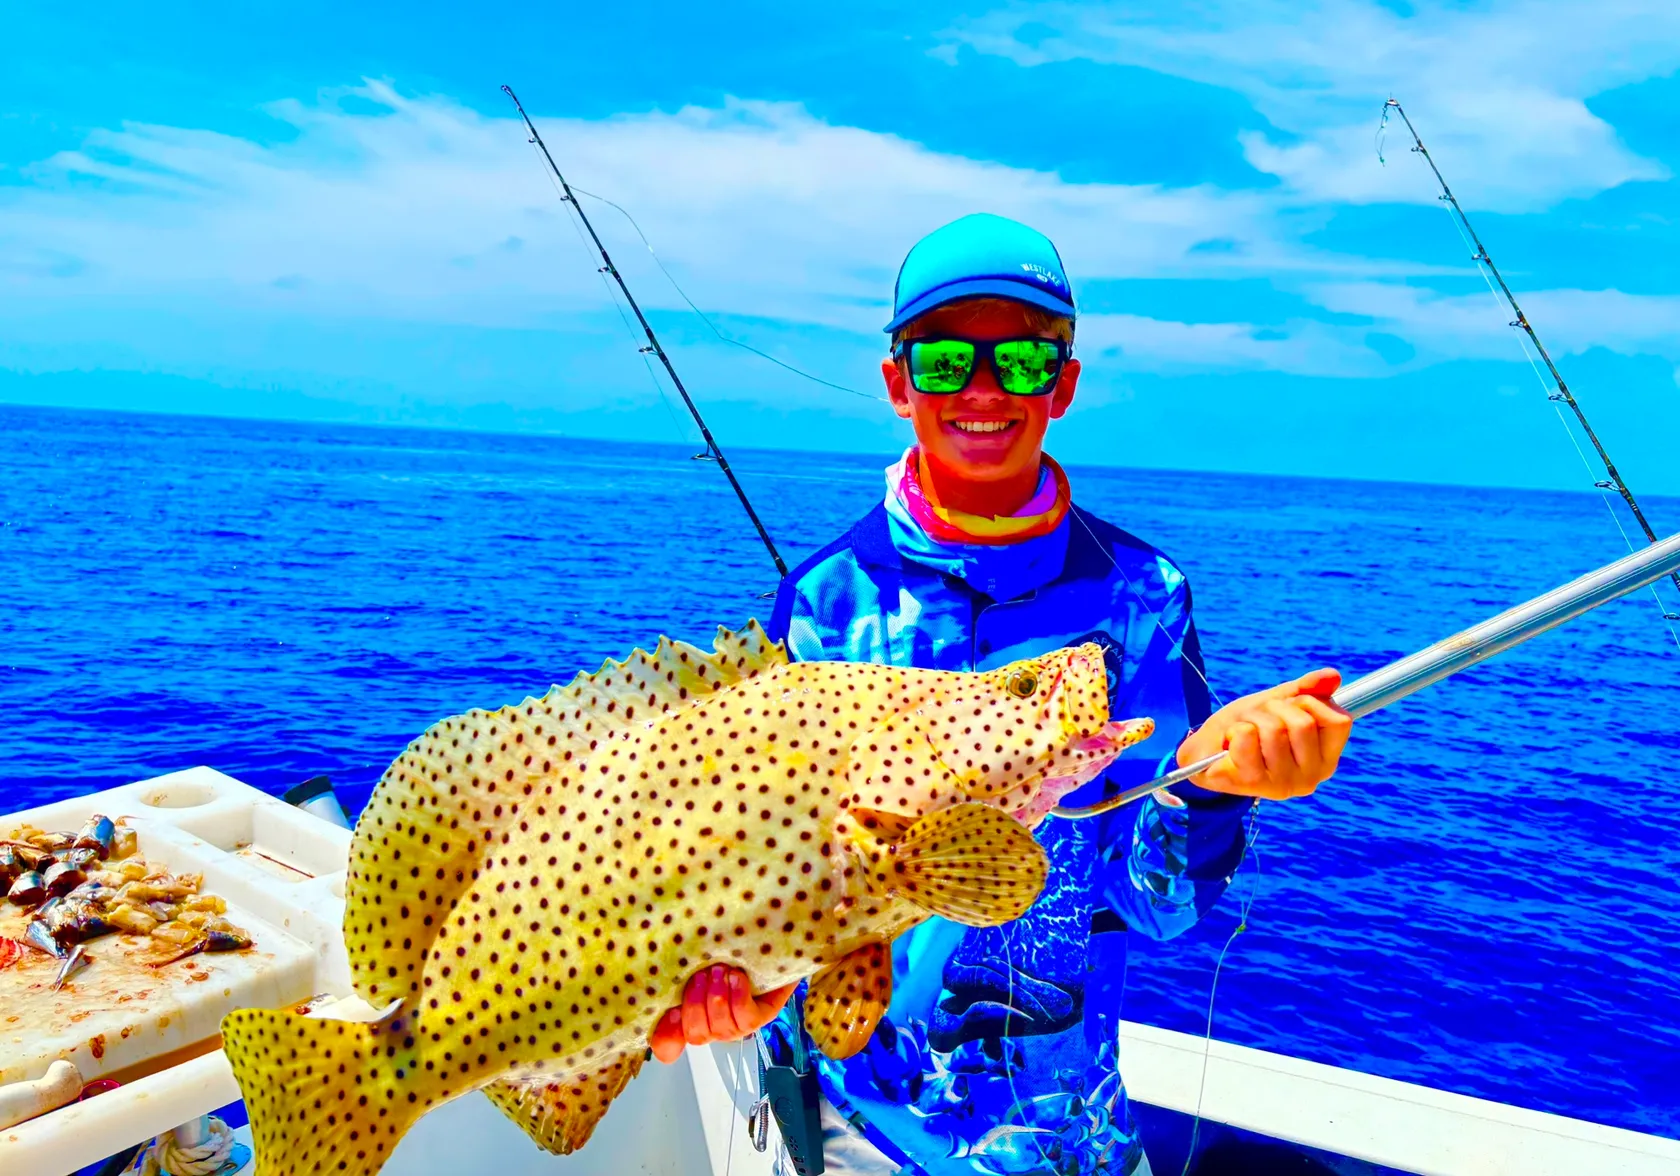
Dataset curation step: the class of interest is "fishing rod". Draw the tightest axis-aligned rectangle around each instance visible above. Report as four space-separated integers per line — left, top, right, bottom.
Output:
1054 530 1680 819
500 84 789 579
1381 98 1679 613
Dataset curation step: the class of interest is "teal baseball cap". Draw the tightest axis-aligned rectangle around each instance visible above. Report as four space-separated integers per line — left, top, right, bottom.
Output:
884 213 1076 334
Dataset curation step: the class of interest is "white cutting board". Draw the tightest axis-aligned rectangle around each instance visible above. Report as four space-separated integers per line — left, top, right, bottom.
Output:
0 770 349 1087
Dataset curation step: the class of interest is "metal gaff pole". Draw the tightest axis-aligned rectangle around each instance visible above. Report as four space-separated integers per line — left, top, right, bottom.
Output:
1053 531 1680 819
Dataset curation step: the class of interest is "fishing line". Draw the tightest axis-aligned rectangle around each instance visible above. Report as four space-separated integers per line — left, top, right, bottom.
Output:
1000 922 1060 1173
1379 98 1680 648
1063 510 1276 1176
723 1048 742 1176
1418 153 1680 645
566 185 888 405
997 510 1262 1176
998 817 1261 1176
1177 806 1261 1176
1069 509 1228 713
529 136 699 448
1428 191 1680 654
502 84 789 578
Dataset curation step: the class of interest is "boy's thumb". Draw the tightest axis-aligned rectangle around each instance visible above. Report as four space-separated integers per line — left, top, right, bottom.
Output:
1291 667 1342 698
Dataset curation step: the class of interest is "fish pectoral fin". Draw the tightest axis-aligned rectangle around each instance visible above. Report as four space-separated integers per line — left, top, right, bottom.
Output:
873 802 1048 927
804 942 893 1061
483 1052 644 1156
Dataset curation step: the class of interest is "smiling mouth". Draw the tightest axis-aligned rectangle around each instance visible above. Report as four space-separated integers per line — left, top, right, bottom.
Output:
948 420 1019 435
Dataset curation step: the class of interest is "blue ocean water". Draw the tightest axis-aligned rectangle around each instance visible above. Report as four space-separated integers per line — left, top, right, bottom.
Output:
2 403 1677 1140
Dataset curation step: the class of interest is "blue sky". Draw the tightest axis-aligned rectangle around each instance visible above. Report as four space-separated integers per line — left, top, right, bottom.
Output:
2 2 1678 493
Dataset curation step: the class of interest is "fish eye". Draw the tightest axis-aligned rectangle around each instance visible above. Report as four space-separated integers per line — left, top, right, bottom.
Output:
1007 671 1038 699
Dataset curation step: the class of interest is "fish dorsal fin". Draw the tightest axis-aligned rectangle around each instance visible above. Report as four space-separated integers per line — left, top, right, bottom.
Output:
544 621 786 731
343 622 786 1009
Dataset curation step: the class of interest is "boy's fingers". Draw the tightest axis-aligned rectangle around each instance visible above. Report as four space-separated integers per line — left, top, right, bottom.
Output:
725 969 758 1037
746 983 798 1033
651 1008 687 1064
1251 708 1293 779
1293 667 1342 698
1246 667 1341 705
1217 721 1263 790
704 966 736 1039
681 969 711 1044
1264 698 1322 778
1295 694 1354 763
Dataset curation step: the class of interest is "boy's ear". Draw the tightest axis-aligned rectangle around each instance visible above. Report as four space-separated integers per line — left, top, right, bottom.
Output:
883 358 915 420
1048 358 1081 420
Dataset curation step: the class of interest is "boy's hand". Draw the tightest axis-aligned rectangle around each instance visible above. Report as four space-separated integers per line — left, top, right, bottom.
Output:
1178 668 1353 800
649 965 796 1063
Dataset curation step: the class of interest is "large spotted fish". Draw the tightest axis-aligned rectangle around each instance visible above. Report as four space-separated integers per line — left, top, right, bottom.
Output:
221 622 1153 1176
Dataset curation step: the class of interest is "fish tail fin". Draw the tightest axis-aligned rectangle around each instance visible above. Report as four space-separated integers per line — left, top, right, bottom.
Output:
222 1006 422 1176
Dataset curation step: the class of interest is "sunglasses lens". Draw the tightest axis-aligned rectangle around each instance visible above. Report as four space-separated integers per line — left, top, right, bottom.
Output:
993 340 1063 395
907 340 976 393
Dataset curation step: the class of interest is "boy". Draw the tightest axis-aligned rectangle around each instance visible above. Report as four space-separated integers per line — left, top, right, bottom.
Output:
650 214 1351 1175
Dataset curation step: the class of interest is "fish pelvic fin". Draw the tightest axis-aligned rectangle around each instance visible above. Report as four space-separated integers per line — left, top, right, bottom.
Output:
345 621 788 1010
482 1052 644 1155
871 802 1048 927
804 942 893 1060
222 1005 425 1176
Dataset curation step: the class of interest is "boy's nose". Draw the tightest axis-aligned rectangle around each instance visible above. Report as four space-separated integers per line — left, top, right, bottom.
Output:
958 370 1009 403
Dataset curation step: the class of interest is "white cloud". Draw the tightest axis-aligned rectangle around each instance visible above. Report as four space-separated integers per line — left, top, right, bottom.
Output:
1078 313 1379 376
1307 281 1680 361
0 81 1303 338
2 76 1671 398
943 0 1680 210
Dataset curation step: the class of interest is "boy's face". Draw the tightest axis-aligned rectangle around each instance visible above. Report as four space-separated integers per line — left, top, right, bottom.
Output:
883 300 1080 486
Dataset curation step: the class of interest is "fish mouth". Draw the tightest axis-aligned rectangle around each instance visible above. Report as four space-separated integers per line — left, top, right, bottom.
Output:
1009 719 1147 824
928 961 1080 1051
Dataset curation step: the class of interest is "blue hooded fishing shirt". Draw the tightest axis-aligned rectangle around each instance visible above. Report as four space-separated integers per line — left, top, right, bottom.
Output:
760 475 1253 1176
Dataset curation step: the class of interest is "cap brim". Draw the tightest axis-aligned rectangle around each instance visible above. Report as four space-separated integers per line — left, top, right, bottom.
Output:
884 278 1077 334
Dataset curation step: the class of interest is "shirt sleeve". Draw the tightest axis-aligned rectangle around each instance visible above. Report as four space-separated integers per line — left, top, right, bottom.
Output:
1086 584 1254 942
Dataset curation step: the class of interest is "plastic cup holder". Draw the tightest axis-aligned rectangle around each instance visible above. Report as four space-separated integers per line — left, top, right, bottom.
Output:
138 782 219 809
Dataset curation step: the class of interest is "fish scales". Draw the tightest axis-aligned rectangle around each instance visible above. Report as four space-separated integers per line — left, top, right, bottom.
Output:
221 622 1154 1176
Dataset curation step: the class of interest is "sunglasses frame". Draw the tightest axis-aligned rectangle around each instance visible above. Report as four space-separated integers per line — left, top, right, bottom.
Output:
892 335 1073 397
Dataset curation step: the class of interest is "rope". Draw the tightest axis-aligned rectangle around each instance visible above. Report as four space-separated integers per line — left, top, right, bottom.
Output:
137 1116 234 1176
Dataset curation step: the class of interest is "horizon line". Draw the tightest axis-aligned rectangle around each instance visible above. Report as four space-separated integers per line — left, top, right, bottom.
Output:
4 395 1678 507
